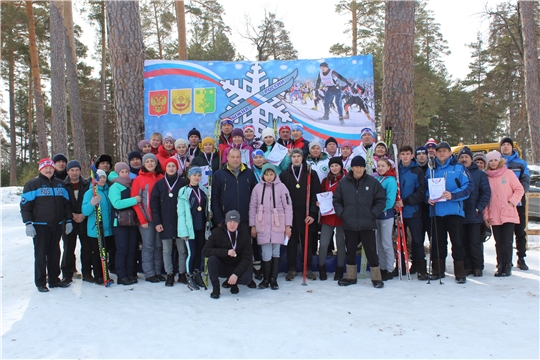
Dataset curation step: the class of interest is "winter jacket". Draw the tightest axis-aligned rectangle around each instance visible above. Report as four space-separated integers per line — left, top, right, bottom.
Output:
249 175 293 245
177 184 209 239
63 175 91 233
398 160 426 219
191 150 221 173
260 142 292 174
425 156 472 217
156 145 176 170
81 183 113 238
131 170 164 225
277 138 293 149
306 152 330 184
222 142 254 167
502 150 530 201
377 171 398 220
20 174 73 226
108 179 139 227
463 162 491 224
170 153 190 177
484 164 524 226
211 164 257 226
320 175 344 227
202 223 253 277
218 133 233 161
291 137 310 158
54 169 67 181
324 148 341 158
279 163 321 231
150 174 187 239
333 171 386 231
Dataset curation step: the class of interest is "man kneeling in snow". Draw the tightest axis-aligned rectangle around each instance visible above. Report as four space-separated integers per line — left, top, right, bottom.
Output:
202 210 256 299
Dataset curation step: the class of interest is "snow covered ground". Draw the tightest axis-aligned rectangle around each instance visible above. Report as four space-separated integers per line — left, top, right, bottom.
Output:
2 186 539 359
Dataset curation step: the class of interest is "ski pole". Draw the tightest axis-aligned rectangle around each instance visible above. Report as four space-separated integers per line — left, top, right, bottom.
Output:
302 165 312 286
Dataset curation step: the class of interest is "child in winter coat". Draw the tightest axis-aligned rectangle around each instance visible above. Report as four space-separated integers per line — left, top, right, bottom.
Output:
177 166 209 290
376 158 398 281
108 162 142 285
81 169 113 285
317 157 347 281
249 163 293 290
483 151 524 277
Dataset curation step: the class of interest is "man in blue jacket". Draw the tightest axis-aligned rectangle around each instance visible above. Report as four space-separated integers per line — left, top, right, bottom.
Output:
500 137 530 270
426 142 472 284
458 147 491 277
396 146 427 280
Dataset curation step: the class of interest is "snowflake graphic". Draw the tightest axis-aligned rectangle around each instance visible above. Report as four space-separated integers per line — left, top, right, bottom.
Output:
220 63 293 136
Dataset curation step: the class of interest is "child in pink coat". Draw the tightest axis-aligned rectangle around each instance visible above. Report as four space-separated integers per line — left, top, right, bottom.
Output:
483 151 524 277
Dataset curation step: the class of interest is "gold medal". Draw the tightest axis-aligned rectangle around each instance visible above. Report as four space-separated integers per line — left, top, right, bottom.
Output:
296 183 300 188
197 206 202 211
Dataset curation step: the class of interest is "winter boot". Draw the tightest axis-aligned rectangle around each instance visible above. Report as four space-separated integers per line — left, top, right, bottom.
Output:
501 263 512 277
258 261 271 289
318 264 327 281
318 113 329 120
165 274 175 287
370 266 384 288
186 273 200 291
465 268 474 276
417 259 429 281
473 269 483 277
381 269 388 281
253 260 263 280
454 260 467 284
494 264 504 277
285 268 297 281
117 277 135 286
333 266 344 281
338 264 358 286
230 284 239 294
270 257 280 290
429 258 446 280
177 273 187 284
210 282 220 299
193 270 207 290
517 258 529 270
306 269 317 280
247 280 257 288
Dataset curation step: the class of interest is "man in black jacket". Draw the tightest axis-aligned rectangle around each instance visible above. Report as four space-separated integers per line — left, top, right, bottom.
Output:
20 158 73 292
61 160 93 283
333 156 386 288
202 210 256 299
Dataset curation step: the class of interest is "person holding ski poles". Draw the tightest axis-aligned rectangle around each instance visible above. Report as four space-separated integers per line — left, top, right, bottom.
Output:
314 62 356 123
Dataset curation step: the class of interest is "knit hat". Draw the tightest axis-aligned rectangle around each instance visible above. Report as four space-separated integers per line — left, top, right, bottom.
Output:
290 148 304 158
201 137 215 147
174 138 188 148
458 146 473 160
436 141 451 150
486 150 501 163
142 153 157 164
309 140 322 151
225 210 241 223
243 124 255 132
261 163 278 176
128 151 142 162
291 123 304 133
96 169 107 178
114 162 129 174
341 141 353 149
163 157 179 170
500 137 513 149
53 153 68 163
66 160 81 171
351 156 366 168
188 166 202 177
328 157 343 169
425 138 438 149
231 128 244 138
188 128 201 139
38 158 55 171
325 137 338 148
95 154 113 167
415 146 428 155
163 135 176 144
252 149 265 159
279 125 291 133
261 128 275 139
360 128 374 137
320 61 328 67
473 152 487 165
221 117 233 126
375 141 388 153
138 140 150 150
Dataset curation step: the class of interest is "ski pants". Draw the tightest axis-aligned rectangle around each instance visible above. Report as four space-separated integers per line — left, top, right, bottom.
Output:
493 223 515 267
514 203 527 259
462 223 484 270
319 224 345 267
207 255 253 288
404 217 425 262
344 229 379 267
33 224 63 287
431 215 465 261
113 226 138 279
138 222 163 278
185 230 206 273
375 218 394 271
88 235 109 279
163 238 187 275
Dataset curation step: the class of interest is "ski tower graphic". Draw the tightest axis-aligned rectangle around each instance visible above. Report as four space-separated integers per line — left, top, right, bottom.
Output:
219 69 298 121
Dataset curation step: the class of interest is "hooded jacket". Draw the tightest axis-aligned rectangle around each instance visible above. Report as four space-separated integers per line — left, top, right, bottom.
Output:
484 161 524 226
320 174 344 227
177 184 209 240
81 182 113 238
501 150 530 199
63 175 91 232
191 149 221 173
150 174 187 239
306 152 330 184
156 145 177 170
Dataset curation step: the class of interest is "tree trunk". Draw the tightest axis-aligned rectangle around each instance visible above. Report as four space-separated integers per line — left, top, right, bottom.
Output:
98 0 106 155
352 1 357 56
519 0 540 163
9 48 18 185
381 1 415 148
27 71 33 162
63 0 88 173
25 0 48 159
175 0 187 60
50 0 68 156
152 1 163 59
106 0 145 161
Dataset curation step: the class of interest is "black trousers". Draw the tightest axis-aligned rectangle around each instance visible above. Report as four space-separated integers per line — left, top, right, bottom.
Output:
61 229 93 279
207 255 253 288
493 223 515 266
287 226 314 269
462 223 484 270
113 226 138 279
33 225 63 287
404 217 425 262
343 229 378 267
106 235 116 272
89 236 114 279
431 215 465 261
514 204 527 258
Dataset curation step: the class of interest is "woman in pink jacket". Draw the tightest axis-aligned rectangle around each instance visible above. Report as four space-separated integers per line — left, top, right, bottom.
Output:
249 163 293 290
483 151 524 277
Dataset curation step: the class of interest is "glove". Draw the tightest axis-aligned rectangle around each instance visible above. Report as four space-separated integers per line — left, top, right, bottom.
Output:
65 222 73 235
90 194 102 206
26 224 36 238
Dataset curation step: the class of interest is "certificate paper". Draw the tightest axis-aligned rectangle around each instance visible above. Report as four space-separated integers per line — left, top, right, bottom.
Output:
200 166 211 187
317 191 335 215
267 143 288 165
428 177 446 202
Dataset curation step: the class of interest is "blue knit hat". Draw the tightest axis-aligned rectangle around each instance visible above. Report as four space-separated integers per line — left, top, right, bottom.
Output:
66 160 81 171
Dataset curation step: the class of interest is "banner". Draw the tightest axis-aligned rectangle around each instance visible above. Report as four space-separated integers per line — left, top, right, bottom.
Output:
144 56 375 145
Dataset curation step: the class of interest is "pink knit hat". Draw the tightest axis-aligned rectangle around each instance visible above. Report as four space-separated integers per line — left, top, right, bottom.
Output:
485 150 501 163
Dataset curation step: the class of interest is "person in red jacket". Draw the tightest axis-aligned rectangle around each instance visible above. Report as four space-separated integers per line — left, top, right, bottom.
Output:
156 135 177 170
131 153 165 283
290 123 310 158
317 157 347 281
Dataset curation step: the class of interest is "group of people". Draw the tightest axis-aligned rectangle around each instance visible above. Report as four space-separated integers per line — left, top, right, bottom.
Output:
20 118 531 298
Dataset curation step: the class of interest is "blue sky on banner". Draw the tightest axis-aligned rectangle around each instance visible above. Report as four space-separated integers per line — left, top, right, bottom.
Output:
144 56 375 145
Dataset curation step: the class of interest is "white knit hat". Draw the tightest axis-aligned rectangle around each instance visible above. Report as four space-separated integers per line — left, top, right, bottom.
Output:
261 128 275 139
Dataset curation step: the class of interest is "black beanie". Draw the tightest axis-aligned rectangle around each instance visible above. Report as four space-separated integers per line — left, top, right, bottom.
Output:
95 154 113 167
328 156 343 169
458 146 473 160
128 151 142 162
188 128 201 139
500 137 513 149
325 137 338 148
53 153 68 163
351 156 366 168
